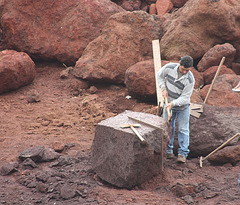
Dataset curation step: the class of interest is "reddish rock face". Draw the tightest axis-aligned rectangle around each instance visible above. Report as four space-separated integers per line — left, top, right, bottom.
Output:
160 0 240 60
197 43 236 72
121 0 142 11
190 89 203 104
231 63 240 75
125 60 156 100
0 50 36 94
203 65 236 85
199 74 240 107
149 3 157 14
73 11 163 84
171 0 189 8
156 0 173 15
190 68 204 89
1 0 124 65
145 0 157 3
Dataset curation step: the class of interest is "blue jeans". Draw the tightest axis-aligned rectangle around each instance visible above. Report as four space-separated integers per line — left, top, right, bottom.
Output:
163 104 190 158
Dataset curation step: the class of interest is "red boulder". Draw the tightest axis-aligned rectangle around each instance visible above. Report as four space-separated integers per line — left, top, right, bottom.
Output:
0 50 36 94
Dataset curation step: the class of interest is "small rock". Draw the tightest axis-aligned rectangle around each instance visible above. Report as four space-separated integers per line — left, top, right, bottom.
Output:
22 158 38 169
60 184 76 200
109 85 121 91
202 190 218 199
0 162 19 176
65 143 76 149
76 189 88 198
67 150 79 158
27 93 41 103
182 195 194 204
26 181 37 188
71 90 80 96
88 86 98 94
42 148 60 162
172 182 195 197
36 172 49 183
52 141 65 152
36 182 48 193
51 155 76 167
19 146 45 162
40 120 50 126
60 67 73 79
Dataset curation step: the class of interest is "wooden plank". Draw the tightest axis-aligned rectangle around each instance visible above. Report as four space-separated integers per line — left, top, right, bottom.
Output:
147 40 164 171
190 103 203 109
190 103 203 113
190 109 201 118
152 39 164 108
127 115 160 129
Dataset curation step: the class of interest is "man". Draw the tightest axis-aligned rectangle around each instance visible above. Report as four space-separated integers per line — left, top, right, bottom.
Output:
157 56 195 163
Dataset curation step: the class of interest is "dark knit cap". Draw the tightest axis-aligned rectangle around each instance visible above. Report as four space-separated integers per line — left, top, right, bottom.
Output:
180 56 193 68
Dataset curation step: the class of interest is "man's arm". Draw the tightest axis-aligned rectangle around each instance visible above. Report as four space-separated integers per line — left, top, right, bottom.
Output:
172 80 195 107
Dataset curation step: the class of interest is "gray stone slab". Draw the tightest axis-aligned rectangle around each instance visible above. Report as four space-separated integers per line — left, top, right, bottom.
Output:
91 110 170 188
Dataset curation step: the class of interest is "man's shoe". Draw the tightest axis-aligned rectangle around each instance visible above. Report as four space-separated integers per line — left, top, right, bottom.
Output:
177 155 186 163
166 153 175 159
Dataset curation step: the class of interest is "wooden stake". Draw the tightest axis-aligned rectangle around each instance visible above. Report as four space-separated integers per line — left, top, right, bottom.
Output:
152 39 164 170
152 40 164 112
204 57 225 104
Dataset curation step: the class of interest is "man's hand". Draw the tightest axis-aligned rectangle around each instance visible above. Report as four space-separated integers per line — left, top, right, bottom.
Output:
162 90 172 109
162 89 168 98
165 102 173 110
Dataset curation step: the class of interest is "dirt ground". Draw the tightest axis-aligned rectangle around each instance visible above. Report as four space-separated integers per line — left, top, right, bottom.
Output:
0 61 239 205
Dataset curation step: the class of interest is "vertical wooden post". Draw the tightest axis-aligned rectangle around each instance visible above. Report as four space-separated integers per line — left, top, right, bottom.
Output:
152 39 164 171
152 40 164 110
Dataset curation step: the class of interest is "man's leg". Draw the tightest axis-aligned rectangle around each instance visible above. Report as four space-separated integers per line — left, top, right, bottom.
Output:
163 105 176 155
177 105 190 158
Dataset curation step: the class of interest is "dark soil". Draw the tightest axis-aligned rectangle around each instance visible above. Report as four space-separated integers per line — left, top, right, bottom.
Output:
0 61 239 204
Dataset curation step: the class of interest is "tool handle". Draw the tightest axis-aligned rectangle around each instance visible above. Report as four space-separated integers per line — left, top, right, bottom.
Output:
203 132 240 161
204 57 225 104
157 101 163 116
131 126 145 142
165 97 171 122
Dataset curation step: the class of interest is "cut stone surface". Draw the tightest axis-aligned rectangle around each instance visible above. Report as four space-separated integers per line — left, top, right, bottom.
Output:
91 110 170 188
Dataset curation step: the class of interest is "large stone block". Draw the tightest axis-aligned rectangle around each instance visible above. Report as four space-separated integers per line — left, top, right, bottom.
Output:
91 110 169 188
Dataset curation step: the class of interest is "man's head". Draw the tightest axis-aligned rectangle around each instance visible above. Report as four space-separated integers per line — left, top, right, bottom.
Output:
180 56 193 68
179 56 193 74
